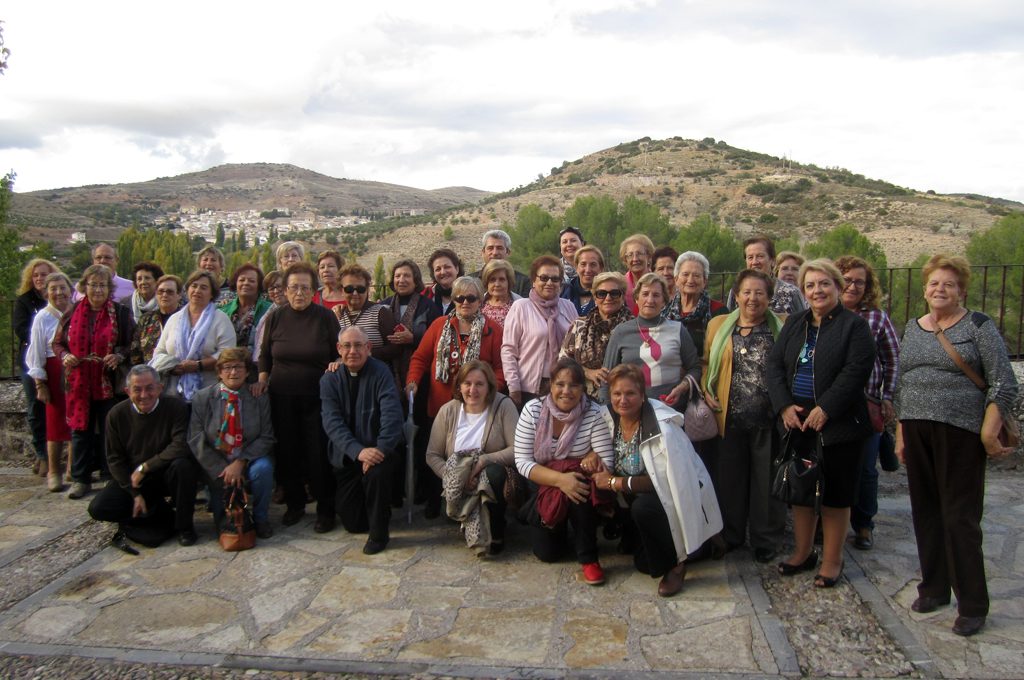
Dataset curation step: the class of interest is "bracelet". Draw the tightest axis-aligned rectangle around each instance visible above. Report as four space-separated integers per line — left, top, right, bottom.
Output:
626 476 634 493
608 476 615 491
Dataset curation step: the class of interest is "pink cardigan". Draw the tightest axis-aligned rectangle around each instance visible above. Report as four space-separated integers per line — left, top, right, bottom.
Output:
500 297 578 394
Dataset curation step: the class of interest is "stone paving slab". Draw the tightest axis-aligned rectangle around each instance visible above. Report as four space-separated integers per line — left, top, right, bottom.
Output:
0 466 1020 678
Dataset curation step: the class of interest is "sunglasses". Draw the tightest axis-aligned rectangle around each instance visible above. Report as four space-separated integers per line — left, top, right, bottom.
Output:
453 295 479 304
343 285 368 294
594 289 624 299
536 275 561 284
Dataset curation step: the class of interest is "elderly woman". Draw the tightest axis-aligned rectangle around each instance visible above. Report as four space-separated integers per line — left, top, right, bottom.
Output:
130 275 183 366
560 272 633 400
602 273 701 410
150 271 236 402
189 348 275 540
408 276 505 516
767 259 875 588
196 245 232 303
895 255 1017 637
775 251 805 287
426 361 520 555
26 272 74 491
514 358 614 585
481 259 519 327
835 255 900 552
596 364 724 595
121 261 164 322
334 263 398 361
620 234 654 316
502 255 578 408
218 264 271 353
251 270 285 364
257 261 341 532
653 246 680 301
663 251 728 352
313 250 346 309
53 264 136 499
382 259 442 388
559 227 584 281
14 258 59 476
425 248 463 314
561 245 604 316
275 241 305 272
703 270 786 561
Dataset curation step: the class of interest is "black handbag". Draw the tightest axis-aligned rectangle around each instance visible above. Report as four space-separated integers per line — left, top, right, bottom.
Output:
771 430 823 513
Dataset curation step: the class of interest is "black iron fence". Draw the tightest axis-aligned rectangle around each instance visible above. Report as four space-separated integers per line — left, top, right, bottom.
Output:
4 264 1024 378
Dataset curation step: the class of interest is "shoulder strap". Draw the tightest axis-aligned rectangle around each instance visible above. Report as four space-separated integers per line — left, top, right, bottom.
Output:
934 326 987 391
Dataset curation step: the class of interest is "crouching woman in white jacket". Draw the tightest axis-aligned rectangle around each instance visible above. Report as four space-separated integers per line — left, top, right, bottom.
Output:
594 363 724 597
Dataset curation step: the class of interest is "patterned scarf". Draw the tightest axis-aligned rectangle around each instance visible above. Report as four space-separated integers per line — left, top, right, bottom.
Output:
664 290 711 324
217 385 244 461
528 290 562 377
130 291 158 322
434 311 485 383
441 447 497 555
533 394 589 465
575 305 633 367
388 293 421 330
64 299 118 430
173 303 216 401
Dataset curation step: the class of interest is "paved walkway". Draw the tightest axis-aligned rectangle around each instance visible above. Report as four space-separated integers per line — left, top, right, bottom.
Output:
0 462 1020 678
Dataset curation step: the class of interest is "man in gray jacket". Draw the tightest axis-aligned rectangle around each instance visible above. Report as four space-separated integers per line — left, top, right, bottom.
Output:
321 327 404 554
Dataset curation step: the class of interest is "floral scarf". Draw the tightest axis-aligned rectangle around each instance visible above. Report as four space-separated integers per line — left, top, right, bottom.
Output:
217 385 244 461
64 300 118 430
434 311 485 383
574 305 633 368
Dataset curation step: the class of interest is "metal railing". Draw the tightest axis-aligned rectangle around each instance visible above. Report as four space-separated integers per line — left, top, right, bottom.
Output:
5 264 1024 378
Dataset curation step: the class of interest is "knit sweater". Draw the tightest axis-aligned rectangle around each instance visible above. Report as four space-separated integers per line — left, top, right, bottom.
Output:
106 397 191 497
514 398 613 479
501 296 578 394
425 394 519 478
258 304 340 396
601 316 701 404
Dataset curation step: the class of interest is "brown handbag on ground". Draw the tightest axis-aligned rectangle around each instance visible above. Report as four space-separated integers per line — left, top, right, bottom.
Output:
219 485 256 552
933 323 1021 449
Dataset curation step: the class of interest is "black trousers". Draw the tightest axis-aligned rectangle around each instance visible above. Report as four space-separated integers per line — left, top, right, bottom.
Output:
716 424 785 551
21 371 46 460
335 451 397 543
271 393 335 518
88 457 199 534
481 463 509 540
529 490 599 564
903 420 989 617
630 491 680 577
71 398 115 483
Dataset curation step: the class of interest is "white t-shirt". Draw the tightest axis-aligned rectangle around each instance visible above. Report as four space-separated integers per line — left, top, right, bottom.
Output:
455 406 487 453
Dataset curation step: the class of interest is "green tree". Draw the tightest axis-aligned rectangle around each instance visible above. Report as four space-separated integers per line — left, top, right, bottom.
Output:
672 214 745 274
372 255 387 301
442 226 454 241
803 224 887 270
237 227 248 251
0 173 22 375
215 223 225 248
505 204 559 269
966 213 1024 265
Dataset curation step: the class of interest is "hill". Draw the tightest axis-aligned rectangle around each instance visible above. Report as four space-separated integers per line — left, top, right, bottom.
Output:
357 137 1022 269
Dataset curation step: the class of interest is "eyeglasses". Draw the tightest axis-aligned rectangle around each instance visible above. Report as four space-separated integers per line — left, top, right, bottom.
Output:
219 364 247 373
86 283 109 290
594 289 624 299
287 285 312 293
624 251 648 260
453 295 479 304
536 275 561 284
156 288 178 295
842 277 867 289
339 342 367 351
343 285 367 294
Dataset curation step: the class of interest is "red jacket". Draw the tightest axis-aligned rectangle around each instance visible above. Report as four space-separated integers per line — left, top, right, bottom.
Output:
406 315 505 417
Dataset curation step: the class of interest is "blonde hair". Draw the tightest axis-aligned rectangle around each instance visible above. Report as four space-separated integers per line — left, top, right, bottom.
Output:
18 259 59 295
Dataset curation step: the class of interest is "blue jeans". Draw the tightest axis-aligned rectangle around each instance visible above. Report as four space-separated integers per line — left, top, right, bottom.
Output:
851 432 881 531
208 456 274 525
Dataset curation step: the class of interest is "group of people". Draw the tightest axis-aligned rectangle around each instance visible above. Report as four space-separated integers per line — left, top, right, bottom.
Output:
12 228 1017 633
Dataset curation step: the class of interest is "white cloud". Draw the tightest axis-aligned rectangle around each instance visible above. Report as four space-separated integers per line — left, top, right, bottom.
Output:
1 1 1022 202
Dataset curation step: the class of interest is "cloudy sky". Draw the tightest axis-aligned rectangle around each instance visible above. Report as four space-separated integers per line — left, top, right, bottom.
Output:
2 1 1023 202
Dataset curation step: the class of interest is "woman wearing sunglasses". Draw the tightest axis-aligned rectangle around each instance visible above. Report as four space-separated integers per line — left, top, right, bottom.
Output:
334 263 399 361
407 277 506 515
559 272 633 401
502 255 579 409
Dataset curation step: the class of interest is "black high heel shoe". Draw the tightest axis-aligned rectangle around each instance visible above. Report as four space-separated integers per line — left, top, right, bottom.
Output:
814 561 844 588
777 551 818 576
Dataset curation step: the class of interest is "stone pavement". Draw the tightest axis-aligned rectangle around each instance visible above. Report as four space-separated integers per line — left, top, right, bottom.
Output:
0 462 1020 678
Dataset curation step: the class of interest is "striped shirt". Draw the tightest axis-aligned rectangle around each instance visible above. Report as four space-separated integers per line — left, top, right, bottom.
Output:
514 398 614 479
857 307 900 402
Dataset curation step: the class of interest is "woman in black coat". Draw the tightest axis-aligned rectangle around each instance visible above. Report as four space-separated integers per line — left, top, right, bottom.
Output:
766 259 875 588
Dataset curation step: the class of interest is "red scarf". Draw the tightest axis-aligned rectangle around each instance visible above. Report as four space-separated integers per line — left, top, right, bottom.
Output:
64 300 117 430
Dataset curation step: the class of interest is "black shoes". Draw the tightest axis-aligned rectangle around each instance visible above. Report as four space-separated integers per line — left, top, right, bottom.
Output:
111 531 140 556
753 547 777 563
362 538 388 555
281 508 305 526
911 596 950 614
314 515 336 534
952 615 986 637
853 528 874 550
178 529 197 546
814 561 844 589
255 521 274 539
777 551 819 576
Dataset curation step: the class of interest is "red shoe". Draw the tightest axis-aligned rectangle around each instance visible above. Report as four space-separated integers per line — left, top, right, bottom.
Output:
581 562 606 586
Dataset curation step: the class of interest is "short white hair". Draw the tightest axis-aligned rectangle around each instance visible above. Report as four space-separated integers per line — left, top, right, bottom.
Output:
675 251 710 279
481 229 511 250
